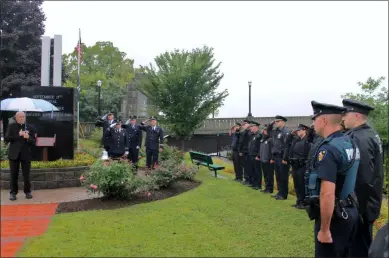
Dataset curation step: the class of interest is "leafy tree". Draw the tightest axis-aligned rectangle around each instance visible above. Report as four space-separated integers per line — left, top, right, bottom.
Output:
0 0 46 98
342 76 388 143
63 41 134 121
137 46 228 148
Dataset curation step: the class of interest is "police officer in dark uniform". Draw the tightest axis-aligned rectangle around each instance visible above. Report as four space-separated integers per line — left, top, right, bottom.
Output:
104 120 128 159
139 116 164 169
285 124 312 209
122 115 143 170
238 119 253 185
341 99 384 257
259 125 274 193
230 122 243 182
305 101 360 258
95 112 117 152
267 115 291 200
247 121 262 190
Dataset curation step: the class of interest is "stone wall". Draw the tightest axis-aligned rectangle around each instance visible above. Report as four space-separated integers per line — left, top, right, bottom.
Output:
0 166 89 190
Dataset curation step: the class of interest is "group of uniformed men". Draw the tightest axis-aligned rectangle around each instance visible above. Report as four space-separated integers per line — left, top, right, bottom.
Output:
230 99 384 258
95 113 164 170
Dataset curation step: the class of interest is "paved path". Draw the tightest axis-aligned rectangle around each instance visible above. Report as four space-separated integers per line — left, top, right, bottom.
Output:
1 203 58 257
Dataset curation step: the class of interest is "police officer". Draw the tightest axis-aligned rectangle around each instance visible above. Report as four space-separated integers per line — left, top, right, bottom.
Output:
286 124 311 209
267 115 291 200
122 115 143 170
259 125 275 193
238 119 253 185
230 122 243 182
341 99 384 257
247 121 262 190
95 112 117 152
104 120 128 159
139 116 164 169
306 101 360 258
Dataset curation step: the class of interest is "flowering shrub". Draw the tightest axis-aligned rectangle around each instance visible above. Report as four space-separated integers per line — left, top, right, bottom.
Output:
160 145 184 163
81 159 147 199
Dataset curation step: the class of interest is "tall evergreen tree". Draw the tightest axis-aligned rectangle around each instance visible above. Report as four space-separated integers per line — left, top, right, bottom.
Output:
0 0 46 98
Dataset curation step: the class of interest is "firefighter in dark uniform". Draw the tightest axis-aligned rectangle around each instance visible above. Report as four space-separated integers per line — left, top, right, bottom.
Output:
104 120 128 159
305 101 360 258
139 116 164 169
285 124 311 209
230 122 243 182
238 119 253 185
247 121 262 190
267 115 291 200
122 115 143 170
341 99 384 257
259 125 274 193
95 112 117 152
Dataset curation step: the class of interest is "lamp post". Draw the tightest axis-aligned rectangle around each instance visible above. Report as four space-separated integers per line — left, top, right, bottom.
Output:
247 81 253 119
97 80 102 116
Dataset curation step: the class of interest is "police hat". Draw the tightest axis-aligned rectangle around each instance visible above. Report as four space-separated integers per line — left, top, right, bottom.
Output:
275 115 287 122
311 101 346 120
235 122 242 126
296 123 309 131
242 119 249 124
108 112 114 116
150 116 157 121
129 115 137 120
342 99 374 116
115 120 122 124
248 121 260 127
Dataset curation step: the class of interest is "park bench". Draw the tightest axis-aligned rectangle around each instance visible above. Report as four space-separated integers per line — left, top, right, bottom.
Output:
189 151 225 178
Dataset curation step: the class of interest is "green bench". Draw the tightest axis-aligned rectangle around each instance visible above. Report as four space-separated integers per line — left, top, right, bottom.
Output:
189 151 225 178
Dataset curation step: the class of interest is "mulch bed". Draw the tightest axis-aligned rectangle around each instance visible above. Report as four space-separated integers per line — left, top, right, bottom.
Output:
55 180 201 214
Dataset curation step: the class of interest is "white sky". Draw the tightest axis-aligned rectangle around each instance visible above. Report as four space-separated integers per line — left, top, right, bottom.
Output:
42 1 388 118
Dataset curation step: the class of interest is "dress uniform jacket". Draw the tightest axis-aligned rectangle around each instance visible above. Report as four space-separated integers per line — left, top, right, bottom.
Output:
139 125 164 150
104 128 128 155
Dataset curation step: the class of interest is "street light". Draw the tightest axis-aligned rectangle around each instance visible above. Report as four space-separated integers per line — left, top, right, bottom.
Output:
97 80 102 116
248 81 253 118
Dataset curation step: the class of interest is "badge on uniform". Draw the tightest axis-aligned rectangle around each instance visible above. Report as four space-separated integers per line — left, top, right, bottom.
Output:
253 137 256 140
277 133 281 139
318 150 327 162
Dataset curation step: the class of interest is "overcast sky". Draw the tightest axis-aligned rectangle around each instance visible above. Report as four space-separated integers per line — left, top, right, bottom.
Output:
42 1 388 118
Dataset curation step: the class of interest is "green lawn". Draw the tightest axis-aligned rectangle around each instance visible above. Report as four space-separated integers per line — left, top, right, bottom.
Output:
18 167 314 257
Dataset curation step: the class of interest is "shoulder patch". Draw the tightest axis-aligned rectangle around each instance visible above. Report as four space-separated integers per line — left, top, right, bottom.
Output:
317 149 327 162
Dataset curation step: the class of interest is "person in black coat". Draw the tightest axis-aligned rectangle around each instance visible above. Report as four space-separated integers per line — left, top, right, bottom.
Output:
139 116 164 169
103 120 128 159
95 112 117 151
122 115 143 170
4 111 36 201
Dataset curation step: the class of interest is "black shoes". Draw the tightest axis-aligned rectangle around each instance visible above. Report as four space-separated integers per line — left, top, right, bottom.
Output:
275 196 286 200
25 192 33 199
9 194 16 201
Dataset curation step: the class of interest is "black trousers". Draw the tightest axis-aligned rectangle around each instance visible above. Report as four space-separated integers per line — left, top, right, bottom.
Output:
250 157 262 187
127 147 139 168
275 157 290 198
314 207 359 257
232 150 242 180
350 218 373 257
109 153 124 159
240 153 251 182
146 149 159 169
292 165 306 205
9 158 31 195
262 162 274 192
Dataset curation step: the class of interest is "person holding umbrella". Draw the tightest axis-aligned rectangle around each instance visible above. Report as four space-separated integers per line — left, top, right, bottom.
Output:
4 111 36 201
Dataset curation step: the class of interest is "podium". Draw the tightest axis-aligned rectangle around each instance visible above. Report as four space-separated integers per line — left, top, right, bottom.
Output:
35 134 56 161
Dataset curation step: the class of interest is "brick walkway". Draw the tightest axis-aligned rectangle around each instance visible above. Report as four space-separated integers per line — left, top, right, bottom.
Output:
1 203 58 257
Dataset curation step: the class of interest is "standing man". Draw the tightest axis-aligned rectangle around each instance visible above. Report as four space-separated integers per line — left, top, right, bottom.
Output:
122 115 143 170
139 116 164 169
96 112 117 152
267 115 291 200
342 99 384 257
248 121 263 190
230 122 243 182
238 119 253 186
259 125 274 193
286 124 311 209
104 120 128 159
306 101 360 258
4 111 35 201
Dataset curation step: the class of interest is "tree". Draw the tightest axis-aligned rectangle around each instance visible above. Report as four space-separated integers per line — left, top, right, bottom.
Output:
137 46 228 148
63 41 134 121
0 0 46 98
342 76 388 143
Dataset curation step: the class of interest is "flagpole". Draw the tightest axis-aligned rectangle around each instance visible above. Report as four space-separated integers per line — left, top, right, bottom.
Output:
77 28 81 152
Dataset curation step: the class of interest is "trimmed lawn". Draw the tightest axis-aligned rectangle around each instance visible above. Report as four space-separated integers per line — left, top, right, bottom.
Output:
18 166 314 257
